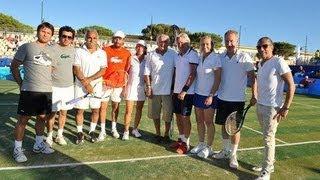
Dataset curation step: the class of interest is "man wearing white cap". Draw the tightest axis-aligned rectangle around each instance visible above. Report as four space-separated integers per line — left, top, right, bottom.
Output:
99 30 131 140
123 40 147 140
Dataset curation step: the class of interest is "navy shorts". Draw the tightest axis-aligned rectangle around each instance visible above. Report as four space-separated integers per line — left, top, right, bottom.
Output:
172 93 194 116
17 91 52 116
215 98 245 125
193 93 218 109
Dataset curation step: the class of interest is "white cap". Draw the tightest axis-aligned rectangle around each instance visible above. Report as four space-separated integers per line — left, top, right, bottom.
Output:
137 40 147 47
113 30 125 38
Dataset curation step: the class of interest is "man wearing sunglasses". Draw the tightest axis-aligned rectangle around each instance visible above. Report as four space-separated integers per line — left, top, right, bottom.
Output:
46 26 76 147
213 30 257 169
254 37 295 180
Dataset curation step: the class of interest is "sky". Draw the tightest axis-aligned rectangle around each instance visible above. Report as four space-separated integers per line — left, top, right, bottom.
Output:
0 0 319 52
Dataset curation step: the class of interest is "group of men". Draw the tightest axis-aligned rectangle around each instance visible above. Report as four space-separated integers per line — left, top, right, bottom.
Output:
10 22 131 163
10 21 295 180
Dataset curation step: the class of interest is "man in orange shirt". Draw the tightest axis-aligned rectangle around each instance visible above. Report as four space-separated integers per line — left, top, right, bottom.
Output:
99 30 131 140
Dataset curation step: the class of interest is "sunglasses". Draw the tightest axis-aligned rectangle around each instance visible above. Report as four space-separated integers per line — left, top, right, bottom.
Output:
61 34 73 40
256 44 269 49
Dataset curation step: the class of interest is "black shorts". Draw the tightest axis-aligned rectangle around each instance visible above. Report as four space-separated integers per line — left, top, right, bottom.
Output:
215 98 245 125
17 91 52 116
172 93 194 116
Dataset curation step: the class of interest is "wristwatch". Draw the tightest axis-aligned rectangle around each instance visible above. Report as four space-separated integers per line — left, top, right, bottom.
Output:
208 93 214 97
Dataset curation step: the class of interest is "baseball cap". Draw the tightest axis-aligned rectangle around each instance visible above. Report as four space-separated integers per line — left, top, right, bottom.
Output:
137 40 147 47
113 30 125 38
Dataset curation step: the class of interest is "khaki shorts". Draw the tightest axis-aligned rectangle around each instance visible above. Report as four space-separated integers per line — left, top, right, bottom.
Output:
148 95 173 122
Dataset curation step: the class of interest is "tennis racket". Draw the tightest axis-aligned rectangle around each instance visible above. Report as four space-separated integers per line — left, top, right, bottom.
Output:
225 105 251 136
104 70 129 88
66 80 108 105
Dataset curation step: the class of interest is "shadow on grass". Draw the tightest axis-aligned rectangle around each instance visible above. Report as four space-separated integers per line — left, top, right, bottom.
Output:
0 92 109 179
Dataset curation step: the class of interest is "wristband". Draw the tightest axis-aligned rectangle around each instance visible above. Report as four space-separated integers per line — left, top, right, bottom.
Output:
182 85 189 92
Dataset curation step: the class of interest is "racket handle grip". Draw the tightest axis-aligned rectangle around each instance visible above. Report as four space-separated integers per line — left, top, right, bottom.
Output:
66 98 81 105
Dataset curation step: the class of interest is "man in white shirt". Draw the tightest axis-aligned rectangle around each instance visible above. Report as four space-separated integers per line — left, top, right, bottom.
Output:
213 30 257 169
254 37 295 180
172 33 199 154
73 29 107 144
144 34 176 143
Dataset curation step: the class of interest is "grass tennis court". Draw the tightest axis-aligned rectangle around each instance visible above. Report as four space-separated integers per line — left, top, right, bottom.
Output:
0 80 319 179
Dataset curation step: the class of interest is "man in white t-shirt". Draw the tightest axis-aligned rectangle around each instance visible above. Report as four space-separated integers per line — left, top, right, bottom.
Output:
73 29 107 144
144 34 176 143
172 33 199 154
254 37 295 180
213 30 257 169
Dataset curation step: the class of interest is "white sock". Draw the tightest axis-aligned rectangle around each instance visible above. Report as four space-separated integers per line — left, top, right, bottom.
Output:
101 123 106 134
47 131 53 139
231 144 238 156
14 140 22 149
35 135 43 145
111 121 117 131
179 134 185 141
57 129 63 137
89 122 97 133
223 138 231 151
77 125 83 133
185 137 190 147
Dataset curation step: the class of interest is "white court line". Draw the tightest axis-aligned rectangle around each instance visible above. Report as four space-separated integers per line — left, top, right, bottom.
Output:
292 102 319 109
0 103 18 106
243 125 288 144
0 140 319 171
0 103 146 106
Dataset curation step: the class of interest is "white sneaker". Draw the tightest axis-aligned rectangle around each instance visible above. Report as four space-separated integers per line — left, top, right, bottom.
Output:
97 132 106 142
13 147 27 163
229 154 239 169
197 146 213 158
55 136 67 146
212 150 231 159
33 141 55 154
132 129 142 138
190 142 206 154
112 129 120 139
255 170 271 180
122 131 129 140
252 166 274 173
46 136 53 147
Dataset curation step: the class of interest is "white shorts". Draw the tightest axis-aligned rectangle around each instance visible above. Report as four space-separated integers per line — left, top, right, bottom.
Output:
74 82 102 109
125 86 146 101
101 86 123 103
52 86 74 111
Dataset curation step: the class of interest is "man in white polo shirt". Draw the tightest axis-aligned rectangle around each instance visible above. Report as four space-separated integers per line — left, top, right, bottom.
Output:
172 33 199 154
213 30 257 169
254 37 295 180
73 29 107 144
144 34 177 143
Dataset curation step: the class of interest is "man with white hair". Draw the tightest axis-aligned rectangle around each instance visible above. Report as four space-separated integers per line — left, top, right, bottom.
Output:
171 33 199 154
99 30 131 140
144 34 177 143
213 30 256 169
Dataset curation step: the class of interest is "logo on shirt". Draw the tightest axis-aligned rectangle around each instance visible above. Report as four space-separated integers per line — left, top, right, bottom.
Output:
110 57 123 63
60 54 71 59
33 51 52 66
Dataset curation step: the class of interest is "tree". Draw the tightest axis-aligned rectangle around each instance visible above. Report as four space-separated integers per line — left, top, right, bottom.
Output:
188 32 223 49
77 26 113 39
0 13 33 33
141 24 186 42
273 42 296 59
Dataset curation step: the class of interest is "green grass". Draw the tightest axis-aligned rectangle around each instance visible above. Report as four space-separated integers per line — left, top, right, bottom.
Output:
0 80 319 179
